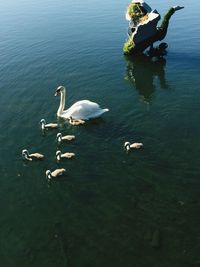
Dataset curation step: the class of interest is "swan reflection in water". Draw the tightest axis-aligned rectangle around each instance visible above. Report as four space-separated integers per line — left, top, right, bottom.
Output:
124 54 170 104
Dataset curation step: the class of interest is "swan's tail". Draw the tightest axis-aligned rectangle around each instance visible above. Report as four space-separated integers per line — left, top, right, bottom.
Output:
88 108 109 119
100 108 109 116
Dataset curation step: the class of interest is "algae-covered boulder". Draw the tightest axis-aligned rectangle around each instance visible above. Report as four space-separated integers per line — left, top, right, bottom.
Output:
126 0 152 23
123 1 184 55
126 2 147 23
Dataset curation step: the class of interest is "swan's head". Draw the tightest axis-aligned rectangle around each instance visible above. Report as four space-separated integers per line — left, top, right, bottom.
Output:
56 150 62 161
69 116 73 122
46 170 52 180
124 142 131 151
22 149 31 160
55 86 65 96
40 119 46 130
40 119 46 123
57 133 62 143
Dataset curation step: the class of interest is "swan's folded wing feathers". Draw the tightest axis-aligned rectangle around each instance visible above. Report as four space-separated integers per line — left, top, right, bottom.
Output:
62 100 107 120
62 152 75 158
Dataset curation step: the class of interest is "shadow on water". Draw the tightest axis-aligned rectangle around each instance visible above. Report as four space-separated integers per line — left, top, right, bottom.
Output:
124 54 170 104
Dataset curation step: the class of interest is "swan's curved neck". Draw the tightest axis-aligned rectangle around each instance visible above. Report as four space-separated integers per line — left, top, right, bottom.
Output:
57 154 61 161
25 151 30 158
41 122 45 130
57 89 66 116
125 144 130 151
47 173 52 180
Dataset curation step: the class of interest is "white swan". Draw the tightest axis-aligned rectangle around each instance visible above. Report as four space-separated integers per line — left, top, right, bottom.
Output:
54 86 109 120
46 168 66 180
40 119 58 130
69 116 85 126
124 142 143 151
56 133 75 143
56 150 75 161
22 149 44 161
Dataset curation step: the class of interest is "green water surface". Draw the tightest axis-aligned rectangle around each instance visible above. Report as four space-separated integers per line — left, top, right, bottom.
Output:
0 0 200 266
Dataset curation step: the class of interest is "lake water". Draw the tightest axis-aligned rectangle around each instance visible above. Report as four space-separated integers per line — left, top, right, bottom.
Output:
0 0 200 266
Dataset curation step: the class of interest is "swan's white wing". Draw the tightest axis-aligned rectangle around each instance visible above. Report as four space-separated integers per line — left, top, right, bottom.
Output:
61 100 108 120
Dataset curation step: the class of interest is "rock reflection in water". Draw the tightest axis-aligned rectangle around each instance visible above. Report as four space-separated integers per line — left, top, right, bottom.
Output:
125 54 169 103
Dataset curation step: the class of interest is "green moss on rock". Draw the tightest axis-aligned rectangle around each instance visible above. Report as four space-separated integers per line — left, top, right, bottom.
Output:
128 3 145 20
123 38 135 55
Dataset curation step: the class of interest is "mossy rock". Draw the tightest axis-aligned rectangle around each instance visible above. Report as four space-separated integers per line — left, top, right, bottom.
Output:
123 38 135 55
128 3 145 20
